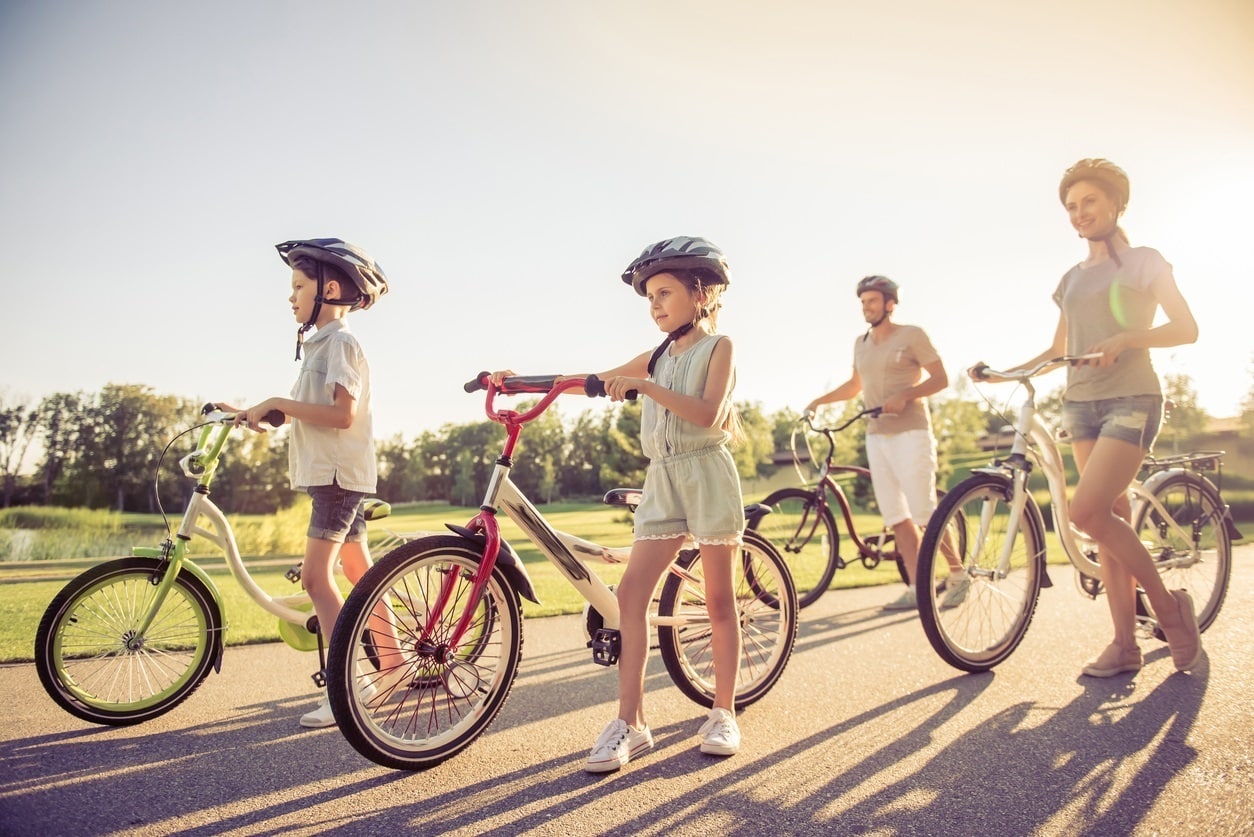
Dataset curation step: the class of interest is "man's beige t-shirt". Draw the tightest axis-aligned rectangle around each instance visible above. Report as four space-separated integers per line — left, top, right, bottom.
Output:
852 324 940 436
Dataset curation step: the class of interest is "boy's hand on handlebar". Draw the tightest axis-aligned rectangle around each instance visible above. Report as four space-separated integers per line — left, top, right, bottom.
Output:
233 399 286 432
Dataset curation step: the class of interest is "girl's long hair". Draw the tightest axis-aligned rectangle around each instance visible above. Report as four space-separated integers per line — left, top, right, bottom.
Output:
671 269 743 444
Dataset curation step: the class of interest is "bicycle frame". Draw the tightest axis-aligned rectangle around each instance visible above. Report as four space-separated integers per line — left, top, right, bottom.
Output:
796 410 896 562
973 360 1216 582
133 411 320 645
420 378 717 658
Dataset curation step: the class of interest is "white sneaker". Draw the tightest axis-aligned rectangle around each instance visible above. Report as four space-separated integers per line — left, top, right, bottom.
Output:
698 707 740 756
940 574 971 609
584 719 654 773
882 587 917 611
299 696 336 729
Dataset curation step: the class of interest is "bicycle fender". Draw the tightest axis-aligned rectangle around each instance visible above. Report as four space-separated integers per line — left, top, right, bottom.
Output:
1139 467 1242 541
444 524 540 604
129 550 227 673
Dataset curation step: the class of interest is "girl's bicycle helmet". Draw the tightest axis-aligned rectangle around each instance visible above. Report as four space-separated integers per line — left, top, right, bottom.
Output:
855 275 899 304
621 236 731 296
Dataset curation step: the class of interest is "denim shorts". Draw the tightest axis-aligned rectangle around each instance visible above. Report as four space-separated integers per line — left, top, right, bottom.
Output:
1061 394 1163 450
306 483 369 543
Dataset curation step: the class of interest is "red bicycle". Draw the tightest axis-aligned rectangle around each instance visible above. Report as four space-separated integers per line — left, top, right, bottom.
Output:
325 373 798 770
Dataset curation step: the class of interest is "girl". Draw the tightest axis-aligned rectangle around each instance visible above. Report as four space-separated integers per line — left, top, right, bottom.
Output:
971 159 1202 677
493 235 745 772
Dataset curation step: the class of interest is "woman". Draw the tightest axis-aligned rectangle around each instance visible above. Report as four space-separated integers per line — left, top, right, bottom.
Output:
973 159 1202 676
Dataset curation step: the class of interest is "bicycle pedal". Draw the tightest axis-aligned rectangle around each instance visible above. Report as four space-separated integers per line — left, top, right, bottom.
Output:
590 628 621 667
285 566 303 584
312 669 327 688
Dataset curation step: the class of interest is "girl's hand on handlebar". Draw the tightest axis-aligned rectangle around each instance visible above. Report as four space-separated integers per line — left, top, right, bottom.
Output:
487 370 516 387
603 375 644 402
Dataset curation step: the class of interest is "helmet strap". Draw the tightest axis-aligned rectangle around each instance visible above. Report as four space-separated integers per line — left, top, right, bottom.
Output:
647 323 694 377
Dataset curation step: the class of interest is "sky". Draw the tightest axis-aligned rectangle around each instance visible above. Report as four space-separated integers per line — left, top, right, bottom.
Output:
2 0 1252 447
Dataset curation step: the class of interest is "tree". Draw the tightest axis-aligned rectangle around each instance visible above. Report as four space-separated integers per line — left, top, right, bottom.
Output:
0 393 39 507
730 401 775 481
34 391 87 505
1160 373 1208 455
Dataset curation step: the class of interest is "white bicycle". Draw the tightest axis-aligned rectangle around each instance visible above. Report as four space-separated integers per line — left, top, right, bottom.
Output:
915 356 1238 673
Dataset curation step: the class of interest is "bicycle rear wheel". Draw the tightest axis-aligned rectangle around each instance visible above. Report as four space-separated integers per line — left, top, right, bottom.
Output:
34 557 222 726
916 474 1046 673
657 530 798 709
327 536 523 770
755 487 838 608
1133 472 1231 637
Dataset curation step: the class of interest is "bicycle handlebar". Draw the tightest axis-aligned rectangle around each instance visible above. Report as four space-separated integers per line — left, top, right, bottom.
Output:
802 405 883 435
201 403 285 428
464 372 637 401
970 353 1104 383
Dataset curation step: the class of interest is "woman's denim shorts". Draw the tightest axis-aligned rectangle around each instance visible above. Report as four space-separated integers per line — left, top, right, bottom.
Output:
306 483 369 543
1061 394 1163 450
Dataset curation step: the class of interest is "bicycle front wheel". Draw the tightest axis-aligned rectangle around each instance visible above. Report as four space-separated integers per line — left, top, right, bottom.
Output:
1134 472 1231 636
916 474 1046 673
755 487 839 608
34 557 222 726
327 536 523 771
657 530 798 709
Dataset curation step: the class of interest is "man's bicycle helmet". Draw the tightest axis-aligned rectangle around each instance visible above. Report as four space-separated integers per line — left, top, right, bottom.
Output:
1058 158 1129 213
855 275 899 304
621 236 731 296
277 237 390 359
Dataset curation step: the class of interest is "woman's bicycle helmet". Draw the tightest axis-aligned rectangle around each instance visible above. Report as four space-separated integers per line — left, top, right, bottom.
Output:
1058 158 1131 266
276 237 390 359
621 236 731 296
855 275 899 304
1058 158 1129 213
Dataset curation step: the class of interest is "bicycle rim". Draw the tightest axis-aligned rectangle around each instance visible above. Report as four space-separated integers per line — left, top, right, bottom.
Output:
657 530 798 709
917 475 1044 672
1134 473 1231 635
755 487 838 607
34 557 220 726
327 536 523 770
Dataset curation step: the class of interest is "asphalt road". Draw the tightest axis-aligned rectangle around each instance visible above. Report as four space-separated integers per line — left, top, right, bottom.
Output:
2 546 1251 836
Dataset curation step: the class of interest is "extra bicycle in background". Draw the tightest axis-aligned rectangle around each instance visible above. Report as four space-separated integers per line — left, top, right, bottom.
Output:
752 407 964 608
34 405 391 725
915 356 1238 673
324 374 798 770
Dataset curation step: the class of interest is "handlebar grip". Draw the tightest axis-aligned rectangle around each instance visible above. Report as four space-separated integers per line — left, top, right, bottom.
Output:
585 375 637 401
263 410 285 427
464 372 490 393
971 363 990 380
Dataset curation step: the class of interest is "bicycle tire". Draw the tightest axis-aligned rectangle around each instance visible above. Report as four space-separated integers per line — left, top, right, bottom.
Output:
657 530 798 709
34 557 222 726
1133 472 1231 637
327 535 523 770
755 487 839 608
916 474 1046 673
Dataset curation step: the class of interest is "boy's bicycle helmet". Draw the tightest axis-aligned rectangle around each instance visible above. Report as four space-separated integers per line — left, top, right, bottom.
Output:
1058 158 1129 213
855 275 899 304
621 236 731 296
277 237 390 359
276 238 389 312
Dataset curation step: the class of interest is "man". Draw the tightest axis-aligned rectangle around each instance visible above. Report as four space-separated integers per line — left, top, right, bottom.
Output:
805 275 964 610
